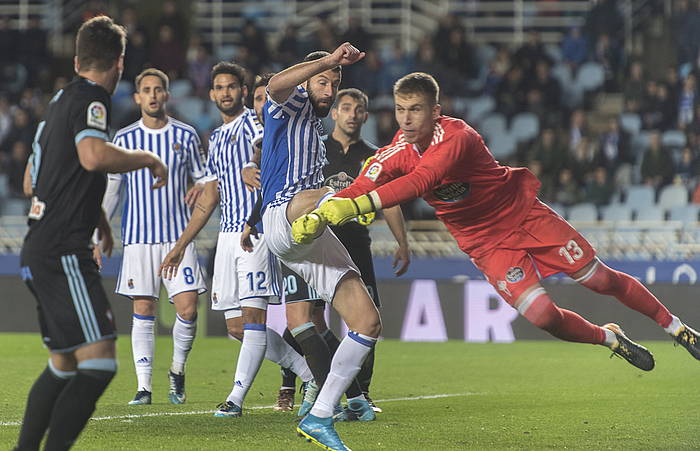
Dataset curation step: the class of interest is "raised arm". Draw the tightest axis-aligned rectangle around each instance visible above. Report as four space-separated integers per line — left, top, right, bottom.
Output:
267 42 365 104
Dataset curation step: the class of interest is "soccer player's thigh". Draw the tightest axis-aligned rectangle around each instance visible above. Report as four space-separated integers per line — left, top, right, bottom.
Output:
472 248 540 308
210 233 242 315
21 253 116 353
346 241 380 308
237 233 282 311
282 263 322 305
161 242 206 316
526 202 596 278
116 244 161 300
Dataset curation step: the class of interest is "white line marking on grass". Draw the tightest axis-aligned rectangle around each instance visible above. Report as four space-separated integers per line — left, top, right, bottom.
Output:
0 392 480 427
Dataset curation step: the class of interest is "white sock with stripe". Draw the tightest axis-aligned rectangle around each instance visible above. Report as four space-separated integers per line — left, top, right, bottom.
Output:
264 327 313 382
172 313 197 375
131 314 155 392
226 323 267 407
310 331 376 418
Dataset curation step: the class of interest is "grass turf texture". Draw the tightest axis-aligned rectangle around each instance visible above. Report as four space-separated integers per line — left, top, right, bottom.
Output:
1 334 698 450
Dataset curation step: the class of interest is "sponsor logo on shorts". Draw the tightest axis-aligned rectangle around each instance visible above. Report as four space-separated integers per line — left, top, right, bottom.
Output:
505 266 524 283
128 279 134 289
497 280 511 296
433 182 470 202
365 162 383 181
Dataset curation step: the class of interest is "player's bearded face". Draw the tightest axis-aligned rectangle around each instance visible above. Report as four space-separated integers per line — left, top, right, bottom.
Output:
211 74 245 116
253 85 267 124
135 75 168 118
394 93 440 148
307 70 341 118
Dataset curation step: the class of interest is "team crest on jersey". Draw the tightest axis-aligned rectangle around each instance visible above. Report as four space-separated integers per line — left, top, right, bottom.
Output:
128 279 134 289
87 101 107 130
365 162 383 181
172 142 183 156
229 134 237 143
433 182 470 202
505 267 524 283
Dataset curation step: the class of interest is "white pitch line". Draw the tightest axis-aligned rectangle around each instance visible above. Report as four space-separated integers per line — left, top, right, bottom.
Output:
0 392 480 427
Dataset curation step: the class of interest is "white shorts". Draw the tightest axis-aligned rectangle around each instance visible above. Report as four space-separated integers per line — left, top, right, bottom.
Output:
262 202 359 304
116 242 206 300
211 231 282 312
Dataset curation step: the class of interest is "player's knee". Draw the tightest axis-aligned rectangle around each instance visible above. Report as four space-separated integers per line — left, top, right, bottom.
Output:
575 260 620 295
133 299 157 316
227 325 244 341
176 305 197 322
519 289 562 331
348 309 382 338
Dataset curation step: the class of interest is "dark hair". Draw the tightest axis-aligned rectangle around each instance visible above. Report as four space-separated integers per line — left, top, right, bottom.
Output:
393 72 440 104
334 88 368 110
76 16 127 72
303 51 341 73
210 61 248 88
253 72 276 91
135 68 169 91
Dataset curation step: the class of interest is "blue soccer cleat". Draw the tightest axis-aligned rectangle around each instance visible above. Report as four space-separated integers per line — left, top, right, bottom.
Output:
213 400 242 417
168 370 186 404
333 398 376 422
127 390 152 405
297 413 352 451
298 380 319 417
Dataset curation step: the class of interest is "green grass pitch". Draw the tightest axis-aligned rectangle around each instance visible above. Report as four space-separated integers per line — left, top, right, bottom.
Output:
1 333 698 450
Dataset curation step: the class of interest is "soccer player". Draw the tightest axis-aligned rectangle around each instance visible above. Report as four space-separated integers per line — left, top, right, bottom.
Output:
294 72 700 374
160 62 314 418
281 87 410 417
101 68 207 406
15 16 167 450
259 43 381 450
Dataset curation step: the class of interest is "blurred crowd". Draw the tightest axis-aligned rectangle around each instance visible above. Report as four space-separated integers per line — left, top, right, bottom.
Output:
1 0 700 220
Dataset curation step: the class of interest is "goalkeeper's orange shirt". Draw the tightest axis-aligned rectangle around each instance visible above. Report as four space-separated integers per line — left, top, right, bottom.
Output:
335 115 541 259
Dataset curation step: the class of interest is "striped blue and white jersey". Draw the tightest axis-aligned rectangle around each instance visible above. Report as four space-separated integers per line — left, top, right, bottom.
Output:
206 107 263 233
105 117 207 245
260 86 326 212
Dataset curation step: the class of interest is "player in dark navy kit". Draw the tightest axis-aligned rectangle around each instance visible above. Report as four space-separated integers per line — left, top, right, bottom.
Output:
280 88 410 416
14 16 167 451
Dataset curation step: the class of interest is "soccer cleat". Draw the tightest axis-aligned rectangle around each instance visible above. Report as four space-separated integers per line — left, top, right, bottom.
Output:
273 388 295 412
168 370 186 404
213 400 242 418
332 398 376 422
603 323 655 371
298 380 319 417
127 390 152 405
363 393 382 413
670 323 700 360
297 413 352 451
292 212 327 244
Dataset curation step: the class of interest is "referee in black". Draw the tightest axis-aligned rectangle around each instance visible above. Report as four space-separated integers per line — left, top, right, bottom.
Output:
280 88 410 414
14 16 167 451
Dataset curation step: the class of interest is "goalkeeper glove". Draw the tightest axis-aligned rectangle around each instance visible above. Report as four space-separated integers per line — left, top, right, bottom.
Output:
317 194 376 225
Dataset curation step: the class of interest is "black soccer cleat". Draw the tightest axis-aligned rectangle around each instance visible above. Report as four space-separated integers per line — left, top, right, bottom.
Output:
168 370 186 404
670 323 700 361
603 323 655 371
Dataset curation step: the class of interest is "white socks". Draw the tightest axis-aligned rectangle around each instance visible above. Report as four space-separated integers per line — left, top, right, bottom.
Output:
603 327 617 347
664 315 683 335
131 314 155 392
264 327 313 382
310 331 376 418
227 324 267 407
172 313 197 375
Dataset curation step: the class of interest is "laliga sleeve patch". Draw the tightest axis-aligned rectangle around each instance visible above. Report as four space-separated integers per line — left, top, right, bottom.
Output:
365 162 383 182
86 101 107 131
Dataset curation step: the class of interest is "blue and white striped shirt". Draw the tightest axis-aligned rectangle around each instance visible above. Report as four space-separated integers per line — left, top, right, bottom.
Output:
106 117 206 245
261 86 326 212
206 107 263 233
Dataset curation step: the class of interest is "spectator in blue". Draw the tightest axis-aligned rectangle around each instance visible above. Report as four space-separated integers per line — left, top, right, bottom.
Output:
561 27 588 68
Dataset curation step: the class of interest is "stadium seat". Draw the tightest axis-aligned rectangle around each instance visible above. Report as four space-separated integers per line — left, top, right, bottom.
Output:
479 113 506 139
661 130 686 149
657 184 689 210
635 205 664 222
620 113 641 136
510 112 539 142
551 63 573 89
669 205 699 224
548 202 567 219
545 44 563 62
624 185 655 210
568 203 598 222
632 131 652 152
601 204 632 222
170 79 192 98
575 62 605 91
466 96 495 123
174 96 204 124
487 133 516 158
